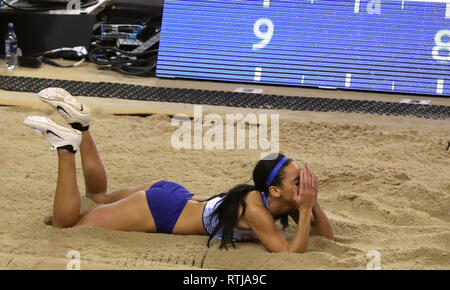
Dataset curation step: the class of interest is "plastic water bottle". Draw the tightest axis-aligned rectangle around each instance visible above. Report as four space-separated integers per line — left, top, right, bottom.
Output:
5 23 19 71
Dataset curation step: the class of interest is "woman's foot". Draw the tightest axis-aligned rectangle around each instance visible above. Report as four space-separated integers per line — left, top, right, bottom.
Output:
38 87 91 131
24 116 82 153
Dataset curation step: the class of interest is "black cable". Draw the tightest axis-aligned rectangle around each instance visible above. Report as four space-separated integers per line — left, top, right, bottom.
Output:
41 57 85 68
33 47 88 68
98 58 157 76
89 46 158 58
88 18 161 76
88 45 158 76
115 60 157 76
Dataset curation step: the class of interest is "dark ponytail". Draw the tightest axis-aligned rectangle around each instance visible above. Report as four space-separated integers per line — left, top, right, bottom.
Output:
206 184 256 249
207 153 292 249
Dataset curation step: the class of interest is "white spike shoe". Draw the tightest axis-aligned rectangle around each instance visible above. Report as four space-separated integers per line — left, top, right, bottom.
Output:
38 87 91 131
24 116 82 153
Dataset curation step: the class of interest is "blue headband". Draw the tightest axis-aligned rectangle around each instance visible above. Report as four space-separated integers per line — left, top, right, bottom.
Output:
266 157 289 187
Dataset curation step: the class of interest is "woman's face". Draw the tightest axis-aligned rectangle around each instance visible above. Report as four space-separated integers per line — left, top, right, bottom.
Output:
277 161 301 202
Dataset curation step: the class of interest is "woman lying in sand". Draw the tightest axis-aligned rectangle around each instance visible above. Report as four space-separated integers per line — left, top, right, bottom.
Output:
24 88 334 253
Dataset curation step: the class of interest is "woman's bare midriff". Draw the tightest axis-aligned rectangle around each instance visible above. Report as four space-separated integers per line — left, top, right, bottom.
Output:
172 199 209 235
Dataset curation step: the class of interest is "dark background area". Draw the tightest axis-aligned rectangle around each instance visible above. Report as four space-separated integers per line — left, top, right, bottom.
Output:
0 0 164 55
0 12 95 55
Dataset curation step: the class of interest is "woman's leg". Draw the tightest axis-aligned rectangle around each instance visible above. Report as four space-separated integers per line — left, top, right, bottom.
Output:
53 149 82 228
79 130 107 197
93 183 155 204
75 190 156 232
36 88 151 204
80 129 154 204
24 116 83 227
54 147 156 231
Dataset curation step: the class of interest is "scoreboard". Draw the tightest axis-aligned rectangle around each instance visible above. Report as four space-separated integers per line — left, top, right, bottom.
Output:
156 0 450 96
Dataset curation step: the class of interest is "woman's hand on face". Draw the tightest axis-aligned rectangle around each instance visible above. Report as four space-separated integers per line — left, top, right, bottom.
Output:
305 164 319 203
294 165 317 210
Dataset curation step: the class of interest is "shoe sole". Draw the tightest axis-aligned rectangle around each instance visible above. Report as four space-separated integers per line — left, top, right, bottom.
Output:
38 88 82 109
24 116 81 152
24 116 80 136
38 88 91 127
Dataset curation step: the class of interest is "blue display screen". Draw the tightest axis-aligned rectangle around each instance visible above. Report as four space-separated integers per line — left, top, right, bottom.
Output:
157 0 450 96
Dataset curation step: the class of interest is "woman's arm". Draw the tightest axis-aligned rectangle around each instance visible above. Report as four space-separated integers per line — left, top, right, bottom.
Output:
289 202 334 240
311 202 334 241
244 168 317 253
288 167 317 252
307 166 334 241
288 207 313 253
288 209 317 236
244 204 313 253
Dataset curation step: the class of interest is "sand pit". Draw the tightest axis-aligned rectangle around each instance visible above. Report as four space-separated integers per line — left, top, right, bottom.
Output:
0 96 449 270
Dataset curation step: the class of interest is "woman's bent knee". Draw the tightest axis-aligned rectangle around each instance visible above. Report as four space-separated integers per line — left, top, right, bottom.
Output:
86 192 108 204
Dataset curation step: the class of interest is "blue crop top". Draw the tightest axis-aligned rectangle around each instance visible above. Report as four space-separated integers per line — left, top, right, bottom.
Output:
202 192 269 241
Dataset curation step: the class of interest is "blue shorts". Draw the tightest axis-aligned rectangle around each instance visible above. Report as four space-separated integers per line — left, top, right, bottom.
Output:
145 181 193 234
